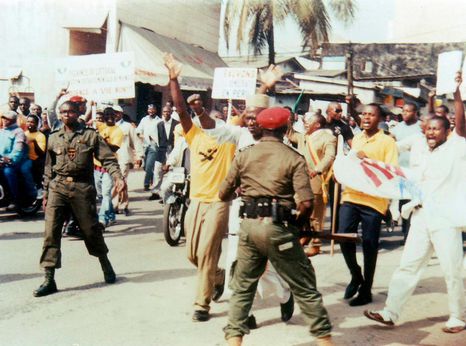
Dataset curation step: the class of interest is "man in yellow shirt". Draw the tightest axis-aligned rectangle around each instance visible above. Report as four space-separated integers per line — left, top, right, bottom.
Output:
165 53 236 322
25 115 47 192
94 107 124 227
338 103 398 306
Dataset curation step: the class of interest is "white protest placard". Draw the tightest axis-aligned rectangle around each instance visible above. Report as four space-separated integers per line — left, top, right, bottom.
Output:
436 51 463 95
55 52 135 101
211 68 257 100
461 57 466 97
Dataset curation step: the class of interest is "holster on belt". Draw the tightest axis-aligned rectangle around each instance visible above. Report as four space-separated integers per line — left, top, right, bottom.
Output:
239 198 294 224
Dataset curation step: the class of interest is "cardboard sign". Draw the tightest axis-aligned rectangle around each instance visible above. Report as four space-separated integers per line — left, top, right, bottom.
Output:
211 68 257 100
55 52 135 101
436 51 462 95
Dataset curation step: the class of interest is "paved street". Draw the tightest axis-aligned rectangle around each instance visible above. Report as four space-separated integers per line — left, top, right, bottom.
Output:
0 170 464 346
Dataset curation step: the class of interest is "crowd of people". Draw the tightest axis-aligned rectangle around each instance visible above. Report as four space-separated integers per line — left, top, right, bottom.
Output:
0 55 464 345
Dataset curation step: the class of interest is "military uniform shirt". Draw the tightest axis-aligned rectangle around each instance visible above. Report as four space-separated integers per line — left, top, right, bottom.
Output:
219 137 313 209
44 124 122 190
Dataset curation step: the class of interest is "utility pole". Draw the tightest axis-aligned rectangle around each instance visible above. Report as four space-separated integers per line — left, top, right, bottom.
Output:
346 42 355 118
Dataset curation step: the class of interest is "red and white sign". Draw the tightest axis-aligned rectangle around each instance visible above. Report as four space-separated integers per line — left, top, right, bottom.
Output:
333 151 422 201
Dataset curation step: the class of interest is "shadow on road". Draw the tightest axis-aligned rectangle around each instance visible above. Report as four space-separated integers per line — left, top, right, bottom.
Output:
0 272 44 284
0 231 43 240
119 268 196 283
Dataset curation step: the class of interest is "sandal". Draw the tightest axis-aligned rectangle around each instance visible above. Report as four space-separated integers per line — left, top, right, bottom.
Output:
364 310 394 326
442 325 465 333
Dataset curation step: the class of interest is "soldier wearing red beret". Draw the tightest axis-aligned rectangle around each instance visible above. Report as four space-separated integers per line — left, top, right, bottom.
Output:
219 107 333 346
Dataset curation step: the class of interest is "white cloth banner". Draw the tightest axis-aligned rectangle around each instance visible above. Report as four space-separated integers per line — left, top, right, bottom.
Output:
333 151 423 201
55 52 135 101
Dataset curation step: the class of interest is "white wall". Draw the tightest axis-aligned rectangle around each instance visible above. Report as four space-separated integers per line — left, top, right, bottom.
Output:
117 0 221 53
0 0 114 107
0 0 69 106
0 0 221 108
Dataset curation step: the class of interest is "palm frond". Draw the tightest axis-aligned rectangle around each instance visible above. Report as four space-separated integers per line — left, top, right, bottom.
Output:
328 0 357 24
248 4 270 56
290 0 330 50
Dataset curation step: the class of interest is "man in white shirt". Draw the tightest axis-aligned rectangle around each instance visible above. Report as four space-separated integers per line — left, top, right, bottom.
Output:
149 106 178 200
390 102 423 239
391 103 422 168
113 105 144 216
364 75 466 334
136 104 161 190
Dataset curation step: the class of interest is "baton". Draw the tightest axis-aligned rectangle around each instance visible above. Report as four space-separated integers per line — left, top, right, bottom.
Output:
300 231 360 243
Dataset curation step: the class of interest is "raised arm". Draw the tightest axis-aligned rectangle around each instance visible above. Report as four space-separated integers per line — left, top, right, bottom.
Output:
48 88 68 130
454 72 465 137
257 64 284 94
427 88 436 116
163 53 192 134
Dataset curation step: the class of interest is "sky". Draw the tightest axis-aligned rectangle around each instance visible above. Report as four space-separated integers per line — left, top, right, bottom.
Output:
219 0 466 58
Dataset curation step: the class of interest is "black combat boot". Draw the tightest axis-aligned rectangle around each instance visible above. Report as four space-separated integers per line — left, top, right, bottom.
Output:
33 268 58 297
99 255 116 284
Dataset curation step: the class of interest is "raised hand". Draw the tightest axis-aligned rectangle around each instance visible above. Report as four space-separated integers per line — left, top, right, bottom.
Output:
58 82 70 97
455 71 462 90
428 88 436 98
259 64 284 89
163 53 182 80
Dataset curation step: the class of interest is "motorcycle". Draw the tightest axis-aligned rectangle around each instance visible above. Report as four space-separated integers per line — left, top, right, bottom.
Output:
162 167 190 246
0 158 42 217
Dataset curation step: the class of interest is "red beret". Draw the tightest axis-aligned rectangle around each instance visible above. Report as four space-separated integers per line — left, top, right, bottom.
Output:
69 95 86 103
256 107 290 130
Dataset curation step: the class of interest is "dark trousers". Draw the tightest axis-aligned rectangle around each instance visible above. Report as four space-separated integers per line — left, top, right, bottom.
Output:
225 219 332 339
143 146 157 188
328 179 340 232
40 178 108 268
337 202 383 295
31 158 45 188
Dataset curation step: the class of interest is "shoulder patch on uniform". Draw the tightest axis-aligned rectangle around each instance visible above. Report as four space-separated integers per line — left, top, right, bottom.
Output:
238 144 254 152
283 142 304 157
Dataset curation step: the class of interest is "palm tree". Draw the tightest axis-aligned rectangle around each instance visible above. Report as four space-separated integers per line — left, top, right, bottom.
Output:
223 0 356 65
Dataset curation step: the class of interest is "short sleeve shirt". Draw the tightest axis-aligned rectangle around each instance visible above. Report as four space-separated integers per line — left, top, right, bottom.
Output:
183 125 236 202
341 129 398 214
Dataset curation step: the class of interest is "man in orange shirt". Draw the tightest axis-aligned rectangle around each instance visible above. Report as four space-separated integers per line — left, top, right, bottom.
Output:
25 115 46 193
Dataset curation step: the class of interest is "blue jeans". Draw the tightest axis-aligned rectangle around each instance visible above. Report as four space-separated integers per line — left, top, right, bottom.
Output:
3 159 37 201
337 202 383 295
94 170 115 225
143 145 157 188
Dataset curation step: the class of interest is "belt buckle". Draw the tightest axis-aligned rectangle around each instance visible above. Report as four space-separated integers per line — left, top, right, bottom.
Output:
65 176 74 182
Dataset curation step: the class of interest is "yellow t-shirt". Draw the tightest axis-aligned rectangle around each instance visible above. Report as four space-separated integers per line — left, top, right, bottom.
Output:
341 129 399 214
183 124 236 202
94 124 124 167
25 130 46 161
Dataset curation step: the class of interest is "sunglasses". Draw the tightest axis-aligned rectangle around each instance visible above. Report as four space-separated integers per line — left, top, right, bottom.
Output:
335 109 343 113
